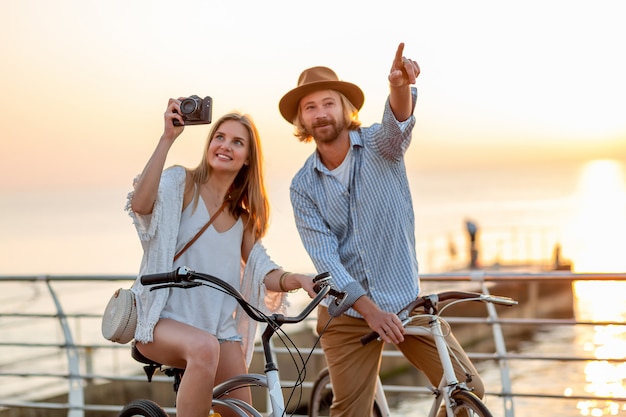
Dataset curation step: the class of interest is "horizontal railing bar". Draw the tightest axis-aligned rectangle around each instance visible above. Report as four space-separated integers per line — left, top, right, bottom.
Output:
375 349 625 362
467 352 626 362
0 342 132 349
377 385 626 402
487 392 626 402
445 317 626 326
2 272 626 282
0 401 72 410
6 347 623 382
264 345 626 363
0 313 101 318
0 401 176 414
0 275 137 282
420 272 626 281
3 390 623 413
2 373 177 383
2 314 623 330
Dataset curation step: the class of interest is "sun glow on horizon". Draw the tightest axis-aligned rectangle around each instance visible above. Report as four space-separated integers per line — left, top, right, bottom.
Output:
567 159 626 273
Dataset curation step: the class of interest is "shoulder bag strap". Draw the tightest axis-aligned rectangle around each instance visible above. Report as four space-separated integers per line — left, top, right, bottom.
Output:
173 200 228 262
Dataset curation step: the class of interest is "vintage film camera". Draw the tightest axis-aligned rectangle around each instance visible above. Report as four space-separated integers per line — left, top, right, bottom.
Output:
173 95 212 126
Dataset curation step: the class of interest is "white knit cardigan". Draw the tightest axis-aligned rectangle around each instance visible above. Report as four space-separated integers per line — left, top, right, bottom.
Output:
125 165 288 365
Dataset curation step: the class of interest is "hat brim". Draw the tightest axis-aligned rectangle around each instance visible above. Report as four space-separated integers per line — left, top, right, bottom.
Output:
279 80 364 123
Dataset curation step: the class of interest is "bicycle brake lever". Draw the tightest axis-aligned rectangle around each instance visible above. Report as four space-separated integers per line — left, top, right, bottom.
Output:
328 288 345 299
328 282 363 317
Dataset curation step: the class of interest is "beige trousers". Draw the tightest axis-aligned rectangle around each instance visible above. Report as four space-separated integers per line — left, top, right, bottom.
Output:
316 306 484 417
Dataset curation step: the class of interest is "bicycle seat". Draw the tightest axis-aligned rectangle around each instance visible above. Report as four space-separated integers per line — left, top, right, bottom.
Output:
131 341 184 385
131 341 161 382
131 341 160 366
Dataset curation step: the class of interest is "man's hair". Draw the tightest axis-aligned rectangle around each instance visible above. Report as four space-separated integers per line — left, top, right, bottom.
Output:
292 91 362 143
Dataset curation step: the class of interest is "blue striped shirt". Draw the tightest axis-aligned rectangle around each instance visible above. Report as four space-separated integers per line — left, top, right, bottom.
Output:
290 88 420 317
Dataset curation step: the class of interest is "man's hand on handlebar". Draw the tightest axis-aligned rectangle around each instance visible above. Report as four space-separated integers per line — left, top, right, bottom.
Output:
355 296 405 344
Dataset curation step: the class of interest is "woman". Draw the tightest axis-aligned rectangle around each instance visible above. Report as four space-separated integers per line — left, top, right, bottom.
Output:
126 98 316 417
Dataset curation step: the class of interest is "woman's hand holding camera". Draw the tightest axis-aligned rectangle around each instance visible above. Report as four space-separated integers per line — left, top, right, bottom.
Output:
163 98 186 142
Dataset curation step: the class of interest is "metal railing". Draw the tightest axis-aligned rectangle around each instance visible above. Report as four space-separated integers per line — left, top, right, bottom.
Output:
0 272 625 417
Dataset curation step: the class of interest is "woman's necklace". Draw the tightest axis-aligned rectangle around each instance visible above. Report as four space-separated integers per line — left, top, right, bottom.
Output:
201 183 224 208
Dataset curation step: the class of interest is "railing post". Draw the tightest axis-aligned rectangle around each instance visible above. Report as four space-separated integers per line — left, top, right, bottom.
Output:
44 278 85 417
479 278 515 417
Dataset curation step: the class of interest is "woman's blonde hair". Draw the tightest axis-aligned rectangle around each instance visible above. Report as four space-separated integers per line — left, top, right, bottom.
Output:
189 112 269 240
292 91 362 143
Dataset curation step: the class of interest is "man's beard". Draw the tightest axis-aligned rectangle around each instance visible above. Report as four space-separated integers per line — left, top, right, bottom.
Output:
307 118 345 144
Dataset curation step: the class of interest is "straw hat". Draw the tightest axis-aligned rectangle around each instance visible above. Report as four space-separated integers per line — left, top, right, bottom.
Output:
279 66 364 123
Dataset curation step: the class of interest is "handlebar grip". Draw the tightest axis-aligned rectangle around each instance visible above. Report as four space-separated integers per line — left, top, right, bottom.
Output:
489 295 518 306
141 266 190 285
360 331 380 345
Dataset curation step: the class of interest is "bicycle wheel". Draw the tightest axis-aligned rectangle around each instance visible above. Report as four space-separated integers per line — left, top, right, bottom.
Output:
309 368 382 417
118 399 169 417
449 389 493 417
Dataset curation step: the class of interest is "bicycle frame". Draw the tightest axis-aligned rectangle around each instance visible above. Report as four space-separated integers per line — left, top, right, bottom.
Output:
135 267 347 417
214 282 334 417
352 292 517 417
369 320 468 417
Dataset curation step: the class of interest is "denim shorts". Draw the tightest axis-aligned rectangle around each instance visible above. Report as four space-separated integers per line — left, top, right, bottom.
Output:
218 335 242 344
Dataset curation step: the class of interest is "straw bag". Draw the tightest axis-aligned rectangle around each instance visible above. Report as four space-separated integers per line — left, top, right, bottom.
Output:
101 288 137 344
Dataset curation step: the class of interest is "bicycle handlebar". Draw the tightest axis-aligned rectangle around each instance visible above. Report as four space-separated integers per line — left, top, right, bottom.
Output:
141 266 192 285
140 267 340 325
360 291 518 345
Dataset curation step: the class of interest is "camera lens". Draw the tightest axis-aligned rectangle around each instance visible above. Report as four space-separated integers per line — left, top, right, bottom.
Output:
180 97 199 115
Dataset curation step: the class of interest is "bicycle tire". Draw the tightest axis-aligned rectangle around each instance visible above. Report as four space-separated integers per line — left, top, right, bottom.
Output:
309 368 382 417
449 389 493 417
118 399 169 417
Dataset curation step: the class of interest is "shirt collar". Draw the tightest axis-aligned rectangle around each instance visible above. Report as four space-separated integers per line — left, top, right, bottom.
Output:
312 129 363 173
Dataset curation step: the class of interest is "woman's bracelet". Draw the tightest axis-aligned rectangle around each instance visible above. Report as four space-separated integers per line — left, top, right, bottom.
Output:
279 271 292 292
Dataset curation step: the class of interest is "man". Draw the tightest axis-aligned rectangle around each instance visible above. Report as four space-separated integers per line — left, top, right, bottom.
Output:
279 43 484 416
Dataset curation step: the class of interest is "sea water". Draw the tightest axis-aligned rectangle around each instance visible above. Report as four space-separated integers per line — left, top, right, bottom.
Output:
1 160 625 416
0 161 605 276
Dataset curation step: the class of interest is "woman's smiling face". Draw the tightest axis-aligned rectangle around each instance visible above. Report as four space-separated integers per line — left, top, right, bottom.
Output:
208 119 250 172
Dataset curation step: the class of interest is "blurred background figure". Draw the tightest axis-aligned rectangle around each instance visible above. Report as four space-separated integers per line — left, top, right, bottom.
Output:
465 218 479 269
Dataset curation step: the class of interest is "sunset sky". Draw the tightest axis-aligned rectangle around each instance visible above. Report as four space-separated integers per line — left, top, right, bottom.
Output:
1 0 624 191
1 0 625 275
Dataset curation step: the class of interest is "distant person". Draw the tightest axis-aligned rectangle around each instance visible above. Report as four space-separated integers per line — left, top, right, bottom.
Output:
465 218 479 269
552 242 572 270
126 99 316 417
279 43 484 416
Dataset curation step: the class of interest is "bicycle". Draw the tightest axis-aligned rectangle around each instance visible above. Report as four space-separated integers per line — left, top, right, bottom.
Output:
118 266 350 417
308 291 518 417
